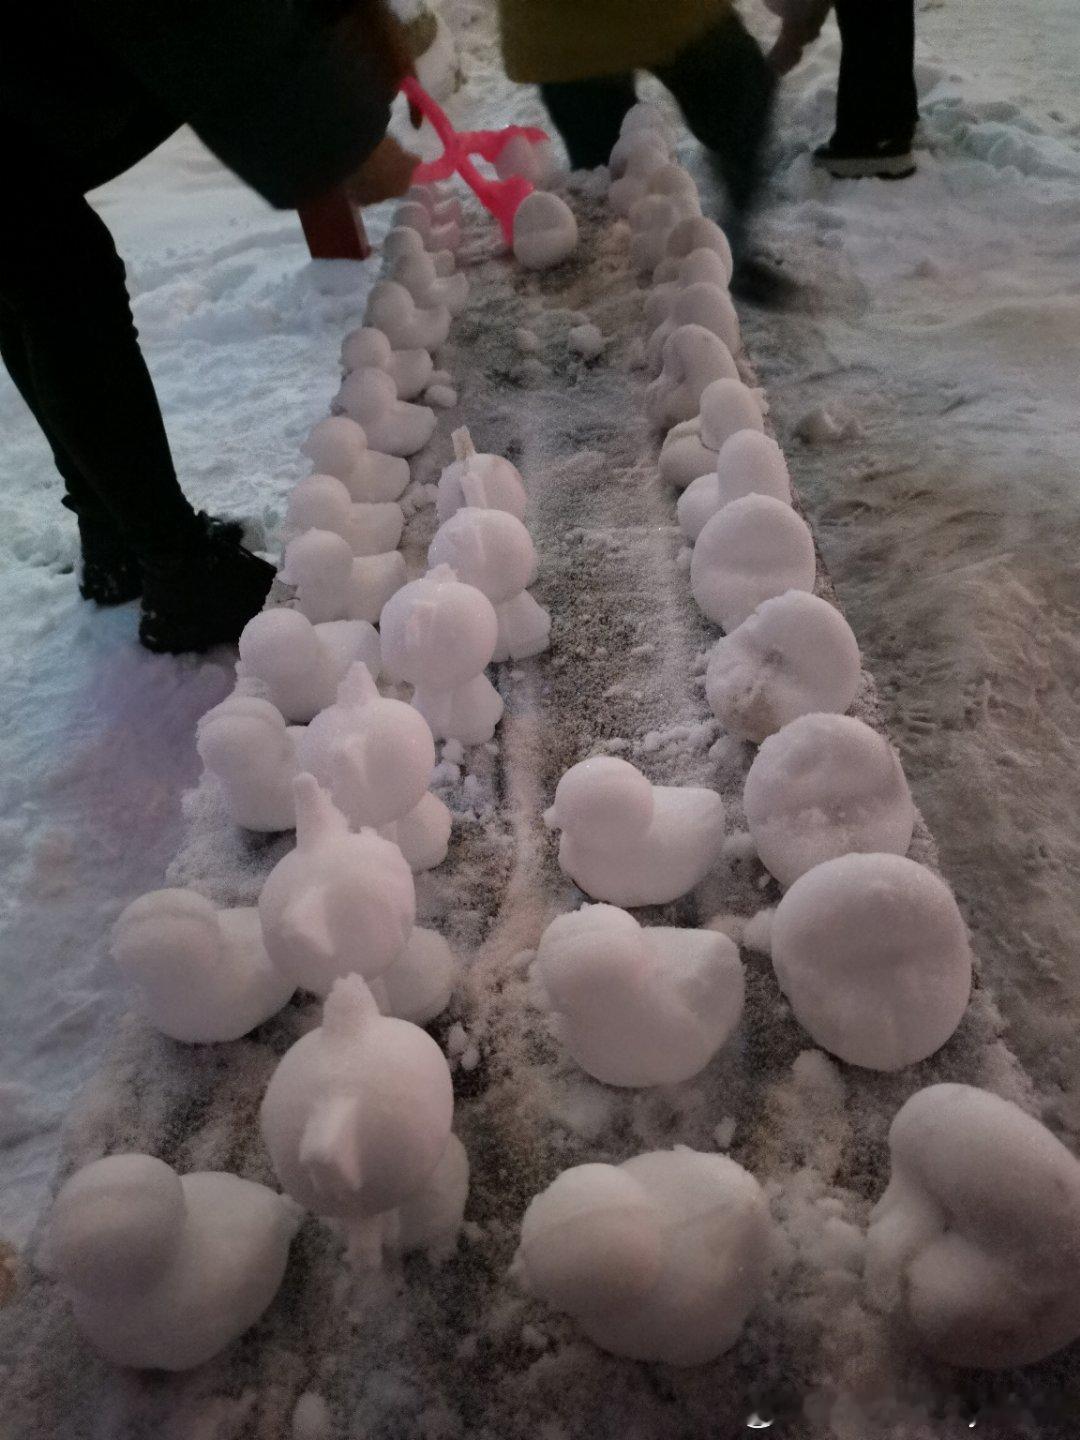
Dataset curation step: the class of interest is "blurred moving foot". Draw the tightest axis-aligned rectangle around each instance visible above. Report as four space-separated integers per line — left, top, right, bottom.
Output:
139 513 274 654
730 254 799 308
812 136 916 180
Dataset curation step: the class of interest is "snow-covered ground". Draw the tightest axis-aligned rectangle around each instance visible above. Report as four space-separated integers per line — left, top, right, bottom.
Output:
2 0 1079 1429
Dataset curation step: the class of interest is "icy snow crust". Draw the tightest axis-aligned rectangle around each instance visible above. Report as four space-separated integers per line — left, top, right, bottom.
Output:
4 21 1080 1440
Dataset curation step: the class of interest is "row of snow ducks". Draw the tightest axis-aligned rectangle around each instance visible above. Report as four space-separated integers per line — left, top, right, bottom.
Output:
37 126 1080 1381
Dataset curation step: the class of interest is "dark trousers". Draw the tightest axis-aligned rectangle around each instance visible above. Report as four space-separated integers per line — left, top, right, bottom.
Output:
539 11 774 236
0 123 196 556
834 0 918 146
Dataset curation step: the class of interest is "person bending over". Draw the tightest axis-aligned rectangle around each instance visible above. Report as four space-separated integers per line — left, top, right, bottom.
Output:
0 0 417 654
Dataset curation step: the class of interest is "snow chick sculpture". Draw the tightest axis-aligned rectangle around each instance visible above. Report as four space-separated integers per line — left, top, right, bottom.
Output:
285 473 404 557
341 324 433 402
515 1148 771 1365
380 564 504 745
280 528 406 627
544 756 725 907
535 904 744 1086
296 663 451 873
40 1154 300 1370
260 974 463 1265
866 1083 1080 1369
112 888 295 1043
771 853 973 1071
428 506 550 662
302 413 409 503
237 608 380 725
436 427 528 524
334 367 437 458
197 693 300 832
691 494 817 632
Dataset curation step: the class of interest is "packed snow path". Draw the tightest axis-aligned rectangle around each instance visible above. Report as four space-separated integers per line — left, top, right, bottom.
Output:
2 179 1071 1439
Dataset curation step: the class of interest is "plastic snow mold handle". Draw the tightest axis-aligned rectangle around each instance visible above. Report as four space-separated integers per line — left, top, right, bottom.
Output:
401 76 549 244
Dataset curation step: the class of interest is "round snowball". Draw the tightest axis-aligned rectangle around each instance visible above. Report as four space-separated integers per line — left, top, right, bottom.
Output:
771 853 973 1070
705 591 862 742
691 494 816 631
514 192 579 271
744 713 915 885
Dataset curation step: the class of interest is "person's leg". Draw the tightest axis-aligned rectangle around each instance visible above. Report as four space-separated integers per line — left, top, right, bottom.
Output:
538 75 638 170
0 140 272 649
822 0 917 175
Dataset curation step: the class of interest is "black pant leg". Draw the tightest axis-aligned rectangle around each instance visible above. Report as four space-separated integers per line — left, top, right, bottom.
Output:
652 13 775 236
834 0 918 145
539 75 638 170
0 139 197 556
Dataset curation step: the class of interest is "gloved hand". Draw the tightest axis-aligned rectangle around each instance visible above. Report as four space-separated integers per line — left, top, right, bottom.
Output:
761 0 832 74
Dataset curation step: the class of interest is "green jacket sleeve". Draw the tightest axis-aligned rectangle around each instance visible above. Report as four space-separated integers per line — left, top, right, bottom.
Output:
83 0 395 208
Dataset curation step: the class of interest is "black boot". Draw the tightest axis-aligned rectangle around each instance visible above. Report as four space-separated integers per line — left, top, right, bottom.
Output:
138 514 274 654
78 511 246 608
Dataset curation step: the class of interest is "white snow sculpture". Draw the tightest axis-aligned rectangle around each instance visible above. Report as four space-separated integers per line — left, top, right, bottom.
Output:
619 102 671 142
771 853 973 1070
628 194 682 275
745 714 916 886
535 904 744 1086
238 609 380 725
40 1154 300 1370
296 663 451 873
648 282 741 372
646 163 701 218
260 974 460 1263
340 325 434 402
866 1084 1080 1369
705 591 861 742
429 507 550 662
608 133 669 214
259 776 413 995
646 325 739 429
196 694 299 832
370 923 457 1029
380 564 505 744
405 184 465 228
645 248 733 331
660 379 765 490
513 191 579 271
653 215 734 284
544 756 725 907
387 249 469 315
382 224 457 280
436 427 528 524
691 494 816 631
389 1132 470 1261
394 198 462 253
365 279 451 351
677 431 791 540
516 1148 771 1365
335 368 436 459
494 133 555 186
280 529 406 627
112 889 295 1043
301 414 410 504
285 474 404 557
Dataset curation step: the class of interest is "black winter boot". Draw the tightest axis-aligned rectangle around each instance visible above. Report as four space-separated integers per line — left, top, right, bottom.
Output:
138 514 274 654
79 511 246 608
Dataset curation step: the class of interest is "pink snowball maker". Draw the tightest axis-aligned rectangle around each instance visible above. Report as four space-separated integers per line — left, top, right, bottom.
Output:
401 76 549 243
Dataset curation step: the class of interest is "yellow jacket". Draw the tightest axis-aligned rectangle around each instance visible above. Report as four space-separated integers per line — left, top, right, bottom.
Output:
497 0 728 84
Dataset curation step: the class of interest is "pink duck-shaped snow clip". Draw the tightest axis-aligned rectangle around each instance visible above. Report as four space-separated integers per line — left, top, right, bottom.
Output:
402 77 549 244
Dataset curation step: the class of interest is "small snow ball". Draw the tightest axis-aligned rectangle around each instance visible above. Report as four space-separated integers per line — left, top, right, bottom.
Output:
691 494 817 631
536 904 744 1086
771 853 973 1070
867 1083 1080 1369
513 191 579 271
705 591 862 742
516 1149 771 1365
744 713 915 885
